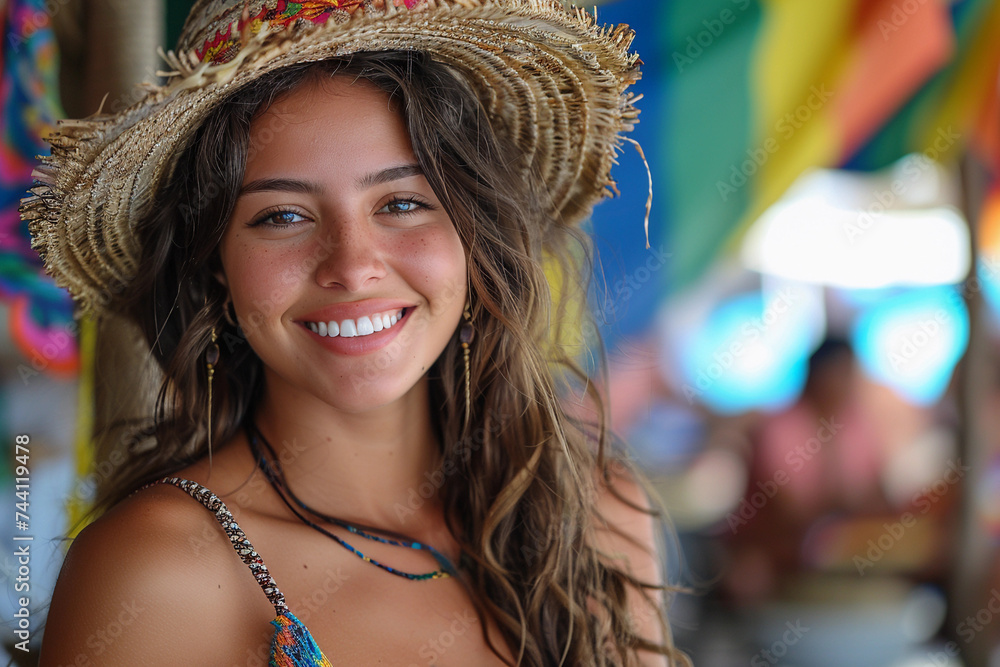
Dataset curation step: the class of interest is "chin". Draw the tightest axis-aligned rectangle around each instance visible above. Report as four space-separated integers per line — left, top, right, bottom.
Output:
321 372 429 413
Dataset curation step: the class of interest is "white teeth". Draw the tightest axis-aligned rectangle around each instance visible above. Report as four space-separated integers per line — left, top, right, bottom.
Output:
306 309 405 339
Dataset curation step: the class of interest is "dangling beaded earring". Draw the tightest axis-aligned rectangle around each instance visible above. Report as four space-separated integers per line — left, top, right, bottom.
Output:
460 302 474 429
205 326 220 465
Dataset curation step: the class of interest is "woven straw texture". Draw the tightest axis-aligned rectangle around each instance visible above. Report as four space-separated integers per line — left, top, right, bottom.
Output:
21 0 640 313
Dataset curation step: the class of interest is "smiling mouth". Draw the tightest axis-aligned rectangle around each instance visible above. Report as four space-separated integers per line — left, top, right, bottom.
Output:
304 308 407 338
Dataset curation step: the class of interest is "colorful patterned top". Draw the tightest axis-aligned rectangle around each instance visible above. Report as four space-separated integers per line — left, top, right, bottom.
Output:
141 477 334 666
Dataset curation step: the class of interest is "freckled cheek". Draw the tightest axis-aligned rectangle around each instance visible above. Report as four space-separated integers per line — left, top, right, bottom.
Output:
394 229 467 315
221 242 305 330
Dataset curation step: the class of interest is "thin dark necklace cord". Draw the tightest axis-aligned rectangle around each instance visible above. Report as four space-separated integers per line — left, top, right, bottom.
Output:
246 423 457 581
249 423 414 542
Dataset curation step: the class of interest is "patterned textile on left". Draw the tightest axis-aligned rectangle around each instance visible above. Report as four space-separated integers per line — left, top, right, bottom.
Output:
1 0 75 378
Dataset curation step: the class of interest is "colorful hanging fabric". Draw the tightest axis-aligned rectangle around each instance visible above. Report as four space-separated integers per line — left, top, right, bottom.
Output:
589 0 999 343
0 0 77 377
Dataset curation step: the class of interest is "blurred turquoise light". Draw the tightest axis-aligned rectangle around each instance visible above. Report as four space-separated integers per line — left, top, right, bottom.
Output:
680 292 812 414
851 287 968 406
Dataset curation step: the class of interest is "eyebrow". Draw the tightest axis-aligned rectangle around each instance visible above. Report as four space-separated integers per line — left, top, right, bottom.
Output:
238 178 322 197
238 164 424 198
355 164 424 190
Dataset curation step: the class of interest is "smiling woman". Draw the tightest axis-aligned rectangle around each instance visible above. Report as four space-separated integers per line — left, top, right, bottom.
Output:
23 2 687 666
218 75 467 411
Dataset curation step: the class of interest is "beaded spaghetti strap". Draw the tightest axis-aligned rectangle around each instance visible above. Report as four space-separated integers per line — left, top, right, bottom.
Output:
137 476 289 614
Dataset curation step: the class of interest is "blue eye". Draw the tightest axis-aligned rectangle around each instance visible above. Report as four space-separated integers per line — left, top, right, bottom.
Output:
249 208 309 228
379 198 431 215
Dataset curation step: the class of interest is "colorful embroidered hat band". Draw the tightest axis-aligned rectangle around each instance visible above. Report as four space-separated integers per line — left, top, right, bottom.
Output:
20 0 641 313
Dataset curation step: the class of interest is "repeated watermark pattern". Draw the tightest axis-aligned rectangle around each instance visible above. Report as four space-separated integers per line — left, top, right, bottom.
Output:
888 309 950 373
844 129 961 244
682 288 798 405
878 0 934 40
16 320 77 385
671 0 753 74
750 619 810 666
726 417 842 534
393 417 507 523
605 245 672 316
716 85 835 202
924 588 1000 666
854 459 968 575
8 0 72 53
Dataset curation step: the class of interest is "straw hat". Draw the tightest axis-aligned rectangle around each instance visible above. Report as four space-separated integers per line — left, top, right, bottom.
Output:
21 0 641 313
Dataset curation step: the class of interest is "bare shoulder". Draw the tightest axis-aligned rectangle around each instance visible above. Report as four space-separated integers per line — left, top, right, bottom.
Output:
39 482 275 666
592 464 671 664
592 465 663 581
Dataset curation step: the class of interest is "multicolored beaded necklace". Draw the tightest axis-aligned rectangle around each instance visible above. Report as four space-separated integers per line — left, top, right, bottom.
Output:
247 424 457 581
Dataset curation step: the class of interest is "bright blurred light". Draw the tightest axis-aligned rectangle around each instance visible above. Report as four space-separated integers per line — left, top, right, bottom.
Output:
675 291 813 413
741 157 969 289
850 287 969 405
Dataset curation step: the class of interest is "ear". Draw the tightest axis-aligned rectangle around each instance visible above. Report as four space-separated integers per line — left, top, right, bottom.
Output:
213 268 228 290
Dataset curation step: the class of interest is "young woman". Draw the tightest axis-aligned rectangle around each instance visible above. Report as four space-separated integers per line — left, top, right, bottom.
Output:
24 1 686 664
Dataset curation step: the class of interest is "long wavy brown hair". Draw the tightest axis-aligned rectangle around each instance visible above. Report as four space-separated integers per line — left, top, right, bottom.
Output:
96 51 687 666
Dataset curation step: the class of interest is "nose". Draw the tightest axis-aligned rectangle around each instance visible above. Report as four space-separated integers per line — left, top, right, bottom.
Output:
312 217 388 292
